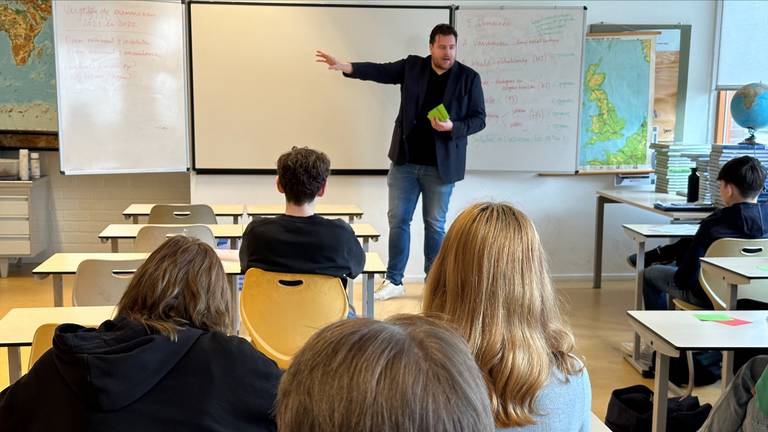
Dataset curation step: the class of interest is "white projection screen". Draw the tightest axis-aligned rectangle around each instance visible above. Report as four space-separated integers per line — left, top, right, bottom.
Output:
189 3 451 171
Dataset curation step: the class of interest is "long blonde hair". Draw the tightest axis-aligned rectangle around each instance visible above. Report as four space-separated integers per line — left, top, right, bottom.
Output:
117 236 231 338
422 202 580 428
276 315 494 432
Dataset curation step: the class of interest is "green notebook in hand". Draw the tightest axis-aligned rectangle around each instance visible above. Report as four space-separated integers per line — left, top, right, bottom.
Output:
427 104 450 122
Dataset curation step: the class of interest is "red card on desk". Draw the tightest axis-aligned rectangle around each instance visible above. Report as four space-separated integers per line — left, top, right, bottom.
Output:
716 318 752 326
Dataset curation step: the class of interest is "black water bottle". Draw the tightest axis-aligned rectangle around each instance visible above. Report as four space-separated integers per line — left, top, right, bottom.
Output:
687 167 700 203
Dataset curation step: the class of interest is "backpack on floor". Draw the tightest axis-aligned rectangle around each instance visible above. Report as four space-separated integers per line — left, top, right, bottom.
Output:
605 385 711 432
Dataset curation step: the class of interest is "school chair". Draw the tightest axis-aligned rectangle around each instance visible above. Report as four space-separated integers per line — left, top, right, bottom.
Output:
134 224 216 252
73 259 145 306
240 268 349 369
28 323 58 371
700 238 768 309
147 204 217 224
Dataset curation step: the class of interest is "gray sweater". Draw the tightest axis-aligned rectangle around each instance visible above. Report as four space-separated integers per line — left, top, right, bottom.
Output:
497 363 591 432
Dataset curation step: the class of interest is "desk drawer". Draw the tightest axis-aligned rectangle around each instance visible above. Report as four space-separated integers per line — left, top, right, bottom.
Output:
0 196 29 217
0 218 30 235
0 237 31 255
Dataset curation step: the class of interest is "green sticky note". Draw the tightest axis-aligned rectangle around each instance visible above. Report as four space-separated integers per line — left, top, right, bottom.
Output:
758 264 768 272
427 104 450 122
694 313 733 321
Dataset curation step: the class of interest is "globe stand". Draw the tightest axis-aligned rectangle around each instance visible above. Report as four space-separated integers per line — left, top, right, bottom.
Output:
739 128 761 145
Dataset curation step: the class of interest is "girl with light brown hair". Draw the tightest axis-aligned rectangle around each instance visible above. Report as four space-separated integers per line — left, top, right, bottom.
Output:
0 236 282 432
423 202 591 431
276 314 495 432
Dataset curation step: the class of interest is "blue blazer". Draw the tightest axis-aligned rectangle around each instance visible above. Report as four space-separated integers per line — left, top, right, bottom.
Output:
346 55 485 183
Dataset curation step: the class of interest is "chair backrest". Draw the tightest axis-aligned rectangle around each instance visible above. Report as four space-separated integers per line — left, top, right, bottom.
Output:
134 224 216 252
73 259 146 306
240 268 349 369
148 204 217 224
28 323 58 371
699 238 768 309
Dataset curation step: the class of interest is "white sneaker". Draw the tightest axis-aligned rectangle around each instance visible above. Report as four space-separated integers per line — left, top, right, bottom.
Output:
374 280 405 301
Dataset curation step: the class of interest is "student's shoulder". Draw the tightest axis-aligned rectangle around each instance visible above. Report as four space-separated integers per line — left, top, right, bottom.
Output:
198 331 281 371
454 60 481 78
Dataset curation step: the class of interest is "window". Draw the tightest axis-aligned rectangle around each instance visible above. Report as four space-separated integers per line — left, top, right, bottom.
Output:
713 90 768 145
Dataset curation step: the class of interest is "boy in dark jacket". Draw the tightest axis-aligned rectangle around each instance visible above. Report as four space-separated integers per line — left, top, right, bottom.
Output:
643 155 768 310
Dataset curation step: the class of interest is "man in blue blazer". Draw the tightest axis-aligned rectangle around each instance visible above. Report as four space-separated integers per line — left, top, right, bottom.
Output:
317 24 486 300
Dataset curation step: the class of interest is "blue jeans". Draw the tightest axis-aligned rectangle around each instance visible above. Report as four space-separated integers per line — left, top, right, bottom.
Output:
386 163 454 285
642 265 711 310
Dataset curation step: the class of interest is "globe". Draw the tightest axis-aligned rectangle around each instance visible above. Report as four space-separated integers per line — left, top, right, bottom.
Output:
730 82 768 143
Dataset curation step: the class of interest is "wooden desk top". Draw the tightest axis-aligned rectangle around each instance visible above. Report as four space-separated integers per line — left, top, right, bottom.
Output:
598 187 711 220
33 253 240 275
34 253 384 275
364 252 386 274
123 204 245 217
99 223 379 240
628 310 768 352
246 204 363 217
622 224 698 239
0 306 115 347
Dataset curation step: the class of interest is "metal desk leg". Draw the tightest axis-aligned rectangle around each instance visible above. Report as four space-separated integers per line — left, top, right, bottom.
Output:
8 346 21 384
229 238 237 250
652 352 670 432
132 215 139 224
362 238 369 252
233 215 240 224
229 275 239 335
111 239 119 253
346 278 354 305
53 274 63 307
624 240 651 374
348 216 354 224
363 273 374 317
720 282 737 386
593 196 609 288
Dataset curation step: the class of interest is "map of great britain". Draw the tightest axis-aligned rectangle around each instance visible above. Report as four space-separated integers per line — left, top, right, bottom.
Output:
0 0 57 131
579 37 653 169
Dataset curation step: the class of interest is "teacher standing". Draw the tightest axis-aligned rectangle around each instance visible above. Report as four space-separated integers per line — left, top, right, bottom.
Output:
316 23 486 300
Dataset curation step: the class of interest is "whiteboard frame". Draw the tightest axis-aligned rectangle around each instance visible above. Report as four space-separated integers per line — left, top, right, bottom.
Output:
53 0 191 175
187 1 454 175
456 5 587 173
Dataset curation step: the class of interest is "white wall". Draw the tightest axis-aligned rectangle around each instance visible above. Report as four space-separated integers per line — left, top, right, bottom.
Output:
192 0 718 281
38 152 189 256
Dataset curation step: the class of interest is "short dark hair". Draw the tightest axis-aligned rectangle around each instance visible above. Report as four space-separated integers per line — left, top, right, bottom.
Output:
276 146 331 205
717 155 767 199
430 23 457 44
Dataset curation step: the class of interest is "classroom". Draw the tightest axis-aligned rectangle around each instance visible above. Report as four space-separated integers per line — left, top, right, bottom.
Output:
1 0 767 431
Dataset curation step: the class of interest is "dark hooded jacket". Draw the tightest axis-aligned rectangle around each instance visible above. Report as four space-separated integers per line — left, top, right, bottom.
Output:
674 202 768 304
0 316 281 431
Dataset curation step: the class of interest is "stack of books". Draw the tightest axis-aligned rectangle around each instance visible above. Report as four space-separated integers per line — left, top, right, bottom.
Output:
652 143 709 194
708 144 768 207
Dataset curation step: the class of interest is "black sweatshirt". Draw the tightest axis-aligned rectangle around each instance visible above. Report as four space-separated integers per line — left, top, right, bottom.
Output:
0 317 281 431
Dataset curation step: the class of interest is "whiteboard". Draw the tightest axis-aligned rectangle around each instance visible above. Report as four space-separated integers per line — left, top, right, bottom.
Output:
53 0 189 174
190 3 450 171
456 7 586 172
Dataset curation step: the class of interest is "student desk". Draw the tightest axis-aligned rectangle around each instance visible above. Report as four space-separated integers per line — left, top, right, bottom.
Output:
33 251 387 321
0 306 115 384
32 253 242 334
594 187 710 288
700 257 768 309
246 204 363 223
627 310 768 432
122 204 246 224
98 223 380 252
622 224 697 373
